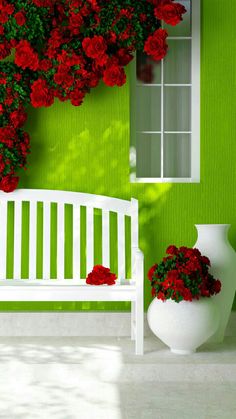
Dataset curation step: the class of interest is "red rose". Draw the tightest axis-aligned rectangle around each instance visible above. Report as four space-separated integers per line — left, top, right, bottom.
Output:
54 89 68 102
0 42 10 60
10 108 27 128
95 54 108 67
173 278 184 290
13 73 22 81
201 288 210 297
0 72 7 84
0 126 16 144
116 49 133 66
193 248 201 257
167 269 179 281
155 1 186 26
14 11 26 26
0 159 5 173
185 258 200 272
32 0 54 7
166 245 178 255
86 265 117 286
82 35 107 59
19 137 30 157
108 31 117 44
201 255 210 266
157 291 166 301
30 79 54 108
0 3 14 24
88 72 100 88
0 175 19 193
103 64 126 87
151 287 156 297
69 89 85 106
182 288 193 301
69 12 83 33
15 40 39 71
140 13 147 22
179 246 188 254
0 13 8 25
162 278 173 290
54 70 74 88
148 264 158 281
213 279 221 294
39 59 53 72
144 28 168 61
4 3 14 15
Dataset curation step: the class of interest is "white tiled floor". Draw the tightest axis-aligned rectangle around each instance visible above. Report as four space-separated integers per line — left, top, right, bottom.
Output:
0 336 235 419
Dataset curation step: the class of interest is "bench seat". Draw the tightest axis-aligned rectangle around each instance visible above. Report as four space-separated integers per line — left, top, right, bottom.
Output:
0 189 144 354
0 279 137 301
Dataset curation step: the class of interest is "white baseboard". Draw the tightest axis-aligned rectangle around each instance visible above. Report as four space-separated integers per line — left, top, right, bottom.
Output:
0 311 235 337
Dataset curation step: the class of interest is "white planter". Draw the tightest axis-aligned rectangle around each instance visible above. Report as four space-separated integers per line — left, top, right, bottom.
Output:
147 298 219 355
195 224 236 342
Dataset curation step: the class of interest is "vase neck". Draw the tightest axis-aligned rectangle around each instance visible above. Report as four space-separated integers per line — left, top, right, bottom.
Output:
195 224 230 246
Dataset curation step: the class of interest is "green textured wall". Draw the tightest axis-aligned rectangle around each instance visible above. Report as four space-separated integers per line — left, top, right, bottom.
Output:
2 0 236 310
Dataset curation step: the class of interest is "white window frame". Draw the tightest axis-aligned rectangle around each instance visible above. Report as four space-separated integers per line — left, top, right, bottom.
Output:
130 0 201 183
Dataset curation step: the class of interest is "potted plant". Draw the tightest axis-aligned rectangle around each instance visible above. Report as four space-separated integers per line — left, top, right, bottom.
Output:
147 245 222 354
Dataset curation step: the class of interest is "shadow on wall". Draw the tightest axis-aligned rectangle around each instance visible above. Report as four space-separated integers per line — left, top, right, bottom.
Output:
21 101 172 255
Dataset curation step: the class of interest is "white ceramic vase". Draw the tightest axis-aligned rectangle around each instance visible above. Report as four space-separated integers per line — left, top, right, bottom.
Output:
194 224 236 343
147 298 219 355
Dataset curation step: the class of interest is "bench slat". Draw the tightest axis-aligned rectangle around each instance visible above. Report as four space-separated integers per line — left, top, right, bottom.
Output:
102 210 110 267
86 207 94 274
0 202 7 279
29 201 37 279
57 203 65 279
118 213 125 279
14 201 22 279
43 202 51 279
73 205 80 279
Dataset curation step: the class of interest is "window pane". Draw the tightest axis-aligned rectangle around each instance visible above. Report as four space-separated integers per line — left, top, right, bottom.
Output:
136 86 161 132
132 0 200 183
164 87 191 132
164 134 191 178
164 1 191 37
136 133 161 178
137 52 161 85
164 40 191 84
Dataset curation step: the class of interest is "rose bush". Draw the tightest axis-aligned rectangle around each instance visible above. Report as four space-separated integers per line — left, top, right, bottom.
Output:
0 0 186 192
148 245 222 303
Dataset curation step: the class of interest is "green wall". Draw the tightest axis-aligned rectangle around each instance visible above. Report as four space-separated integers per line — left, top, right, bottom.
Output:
3 0 236 310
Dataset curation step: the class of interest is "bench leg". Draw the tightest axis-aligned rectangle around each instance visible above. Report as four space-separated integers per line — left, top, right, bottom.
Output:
131 301 136 341
135 296 144 355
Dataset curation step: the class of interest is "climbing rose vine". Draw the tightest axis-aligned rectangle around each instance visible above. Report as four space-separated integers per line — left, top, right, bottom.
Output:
0 0 186 192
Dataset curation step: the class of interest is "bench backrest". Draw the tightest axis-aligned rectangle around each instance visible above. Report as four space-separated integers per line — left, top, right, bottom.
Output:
0 189 138 280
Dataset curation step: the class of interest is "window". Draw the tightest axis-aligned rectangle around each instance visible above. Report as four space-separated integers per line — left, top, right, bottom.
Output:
130 0 200 183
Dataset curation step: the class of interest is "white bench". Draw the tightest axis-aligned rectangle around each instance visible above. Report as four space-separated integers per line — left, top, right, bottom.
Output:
0 189 144 355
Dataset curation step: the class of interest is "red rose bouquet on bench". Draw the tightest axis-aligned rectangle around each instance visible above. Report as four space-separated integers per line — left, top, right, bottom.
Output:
86 265 117 286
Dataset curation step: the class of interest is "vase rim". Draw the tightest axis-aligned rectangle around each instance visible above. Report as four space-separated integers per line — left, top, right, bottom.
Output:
155 297 212 303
